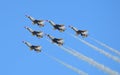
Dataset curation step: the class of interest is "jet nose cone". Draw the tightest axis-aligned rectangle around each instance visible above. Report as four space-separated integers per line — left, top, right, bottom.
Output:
22 41 25 43
25 15 28 17
24 26 28 29
68 25 70 27
25 15 29 17
44 33 48 36
46 20 49 22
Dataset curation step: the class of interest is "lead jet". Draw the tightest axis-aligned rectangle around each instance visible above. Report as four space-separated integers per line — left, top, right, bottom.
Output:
47 20 66 32
69 25 88 38
46 34 64 46
23 41 41 52
24 26 44 38
26 15 47 27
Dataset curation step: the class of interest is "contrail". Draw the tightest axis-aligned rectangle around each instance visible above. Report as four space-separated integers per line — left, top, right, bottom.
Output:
43 52 88 75
89 37 120 56
59 46 120 75
71 34 120 63
46 37 120 75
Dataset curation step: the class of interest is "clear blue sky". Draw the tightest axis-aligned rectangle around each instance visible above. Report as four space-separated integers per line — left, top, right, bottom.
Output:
0 0 120 75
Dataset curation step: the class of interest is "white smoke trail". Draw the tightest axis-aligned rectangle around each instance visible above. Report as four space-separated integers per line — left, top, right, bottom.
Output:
89 37 120 56
46 37 120 75
59 46 120 75
71 35 120 63
44 52 88 75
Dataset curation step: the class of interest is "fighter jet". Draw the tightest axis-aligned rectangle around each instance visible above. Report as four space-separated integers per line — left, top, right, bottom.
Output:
69 25 88 38
24 26 44 38
46 34 64 46
47 20 66 32
23 41 41 52
26 15 47 27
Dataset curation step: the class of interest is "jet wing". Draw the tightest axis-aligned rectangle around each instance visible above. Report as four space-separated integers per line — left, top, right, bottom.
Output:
37 20 44 22
35 49 41 52
55 38 63 41
34 31 42 34
82 30 88 34
36 45 40 47
56 24 64 27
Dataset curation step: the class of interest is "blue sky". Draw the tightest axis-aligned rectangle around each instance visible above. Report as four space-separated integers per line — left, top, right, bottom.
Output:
0 0 120 75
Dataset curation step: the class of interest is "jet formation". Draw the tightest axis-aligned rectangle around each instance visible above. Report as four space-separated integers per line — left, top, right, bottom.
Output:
23 15 88 52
